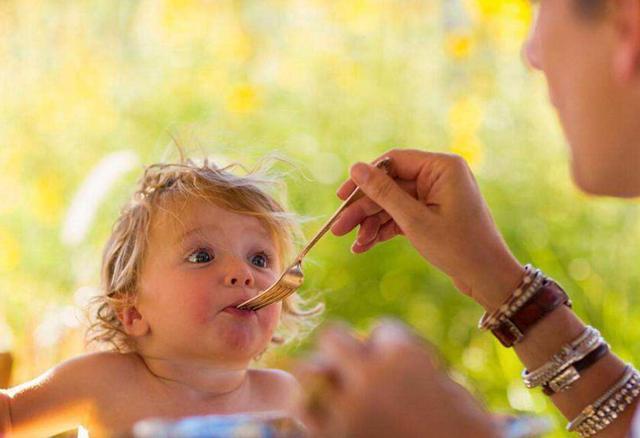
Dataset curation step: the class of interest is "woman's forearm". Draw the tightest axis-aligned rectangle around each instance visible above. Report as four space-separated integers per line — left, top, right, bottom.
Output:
514 305 636 436
475 266 637 436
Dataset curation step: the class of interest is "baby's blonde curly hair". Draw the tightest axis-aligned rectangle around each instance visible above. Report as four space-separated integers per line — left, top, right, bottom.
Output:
86 156 321 353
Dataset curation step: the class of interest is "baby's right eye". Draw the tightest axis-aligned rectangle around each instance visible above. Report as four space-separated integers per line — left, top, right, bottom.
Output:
186 249 214 264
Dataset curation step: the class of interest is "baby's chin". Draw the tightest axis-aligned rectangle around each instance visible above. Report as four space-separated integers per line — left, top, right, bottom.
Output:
208 324 275 360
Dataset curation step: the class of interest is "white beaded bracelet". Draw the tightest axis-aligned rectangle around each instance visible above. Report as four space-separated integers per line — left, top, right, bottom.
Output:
478 266 543 331
567 365 640 437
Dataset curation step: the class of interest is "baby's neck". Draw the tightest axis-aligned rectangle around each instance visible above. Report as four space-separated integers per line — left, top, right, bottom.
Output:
138 353 251 400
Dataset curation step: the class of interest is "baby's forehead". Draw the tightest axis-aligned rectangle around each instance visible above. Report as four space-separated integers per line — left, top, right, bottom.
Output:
149 197 272 243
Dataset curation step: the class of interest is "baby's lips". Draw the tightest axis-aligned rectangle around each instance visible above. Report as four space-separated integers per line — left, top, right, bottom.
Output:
228 294 260 310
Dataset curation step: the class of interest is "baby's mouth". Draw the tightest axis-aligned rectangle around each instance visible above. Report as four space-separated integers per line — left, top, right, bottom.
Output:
222 299 259 317
222 305 256 318
222 306 256 317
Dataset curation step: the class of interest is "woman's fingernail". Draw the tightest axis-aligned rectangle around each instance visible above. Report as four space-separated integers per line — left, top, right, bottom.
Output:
351 163 370 185
357 230 376 245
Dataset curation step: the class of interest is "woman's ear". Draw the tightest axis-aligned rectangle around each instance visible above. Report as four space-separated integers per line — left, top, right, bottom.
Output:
119 306 150 337
612 0 640 82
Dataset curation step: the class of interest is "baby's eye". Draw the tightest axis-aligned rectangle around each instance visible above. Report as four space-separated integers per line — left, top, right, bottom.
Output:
250 252 270 268
186 249 214 264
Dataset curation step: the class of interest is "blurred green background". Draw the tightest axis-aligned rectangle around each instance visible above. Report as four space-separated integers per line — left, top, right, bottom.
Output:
1 0 639 436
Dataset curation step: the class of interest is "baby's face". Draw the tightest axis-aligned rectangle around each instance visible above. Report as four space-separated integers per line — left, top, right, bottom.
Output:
135 199 283 365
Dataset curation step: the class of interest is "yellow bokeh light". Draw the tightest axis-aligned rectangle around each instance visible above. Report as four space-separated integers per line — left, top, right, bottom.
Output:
449 96 484 135
448 96 485 167
32 174 64 225
445 32 475 60
450 132 485 168
0 229 21 272
470 0 533 52
226 83 261 115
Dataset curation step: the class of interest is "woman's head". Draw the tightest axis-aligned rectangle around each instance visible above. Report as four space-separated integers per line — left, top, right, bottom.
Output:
88 157 319 360
524 0 640 197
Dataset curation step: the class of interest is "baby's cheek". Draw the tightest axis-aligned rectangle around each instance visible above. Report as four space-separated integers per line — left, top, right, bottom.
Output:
187 294 215 324
259 302 282 333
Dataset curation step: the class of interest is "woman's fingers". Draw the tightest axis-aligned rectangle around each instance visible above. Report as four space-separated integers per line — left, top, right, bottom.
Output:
355 211 391 245
317 325 367 359
336 152 404 200
295 319 499 438
332 195 384 236
332 179 416 236
367 320 423 357
293 357 342 430
350 217 402 253
335 148 448 200
294 324 370 435
377 219 403 241
336 178 357 201
367 320 441 370
348 163 428 238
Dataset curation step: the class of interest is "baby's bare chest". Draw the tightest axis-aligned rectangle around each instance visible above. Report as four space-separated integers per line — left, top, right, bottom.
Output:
87 378 284 435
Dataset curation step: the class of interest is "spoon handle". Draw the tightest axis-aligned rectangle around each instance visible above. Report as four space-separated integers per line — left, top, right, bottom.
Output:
296 157 392 261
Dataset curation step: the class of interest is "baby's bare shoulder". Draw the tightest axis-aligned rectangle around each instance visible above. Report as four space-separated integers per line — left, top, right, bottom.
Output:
6 352 148 435
62 351 140 374
52 351 145 393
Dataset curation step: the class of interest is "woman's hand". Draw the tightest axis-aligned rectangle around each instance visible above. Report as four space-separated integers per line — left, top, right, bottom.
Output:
294 321 500 438
332 148 525 311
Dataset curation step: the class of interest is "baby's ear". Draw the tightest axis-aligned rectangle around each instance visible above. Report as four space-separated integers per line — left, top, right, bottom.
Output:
118 306 150 337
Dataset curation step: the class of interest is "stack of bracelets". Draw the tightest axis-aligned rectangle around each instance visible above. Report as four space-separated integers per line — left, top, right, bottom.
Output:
478 264 640 437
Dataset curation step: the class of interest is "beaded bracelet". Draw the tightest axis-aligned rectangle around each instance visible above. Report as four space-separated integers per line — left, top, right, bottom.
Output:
522 326 602 389
478 264 571 347
478 265 542 331
567 365 640 437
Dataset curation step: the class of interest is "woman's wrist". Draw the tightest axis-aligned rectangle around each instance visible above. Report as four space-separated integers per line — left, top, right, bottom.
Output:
471 261 527 312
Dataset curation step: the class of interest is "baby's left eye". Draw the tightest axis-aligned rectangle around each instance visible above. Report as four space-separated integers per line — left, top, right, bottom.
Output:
186 249 214 264
250 252 269 268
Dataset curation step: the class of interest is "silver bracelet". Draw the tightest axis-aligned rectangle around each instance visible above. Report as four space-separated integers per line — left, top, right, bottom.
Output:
522 326 602 389
544 342 608 394
567 365 640 437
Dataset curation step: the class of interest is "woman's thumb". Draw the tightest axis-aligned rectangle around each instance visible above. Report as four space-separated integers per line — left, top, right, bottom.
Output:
350 162 425 233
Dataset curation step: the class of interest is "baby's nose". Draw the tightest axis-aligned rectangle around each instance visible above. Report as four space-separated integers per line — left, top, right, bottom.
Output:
223 262 255 288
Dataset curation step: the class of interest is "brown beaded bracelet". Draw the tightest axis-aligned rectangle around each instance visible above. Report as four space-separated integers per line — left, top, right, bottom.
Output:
491 279 572 347
478 265 539 331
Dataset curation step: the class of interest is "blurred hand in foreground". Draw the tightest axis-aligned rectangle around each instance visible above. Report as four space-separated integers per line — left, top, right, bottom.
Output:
332 148 525 310
294 320 499 438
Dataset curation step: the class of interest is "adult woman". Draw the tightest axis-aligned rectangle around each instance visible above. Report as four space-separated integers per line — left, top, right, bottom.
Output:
296 0 640 436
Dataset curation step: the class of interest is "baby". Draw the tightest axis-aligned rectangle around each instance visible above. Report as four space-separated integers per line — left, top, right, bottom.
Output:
0 157 318 436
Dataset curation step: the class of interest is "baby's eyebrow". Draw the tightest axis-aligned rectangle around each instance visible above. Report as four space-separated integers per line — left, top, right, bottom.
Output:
177 225 219 245
176 224 272 246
